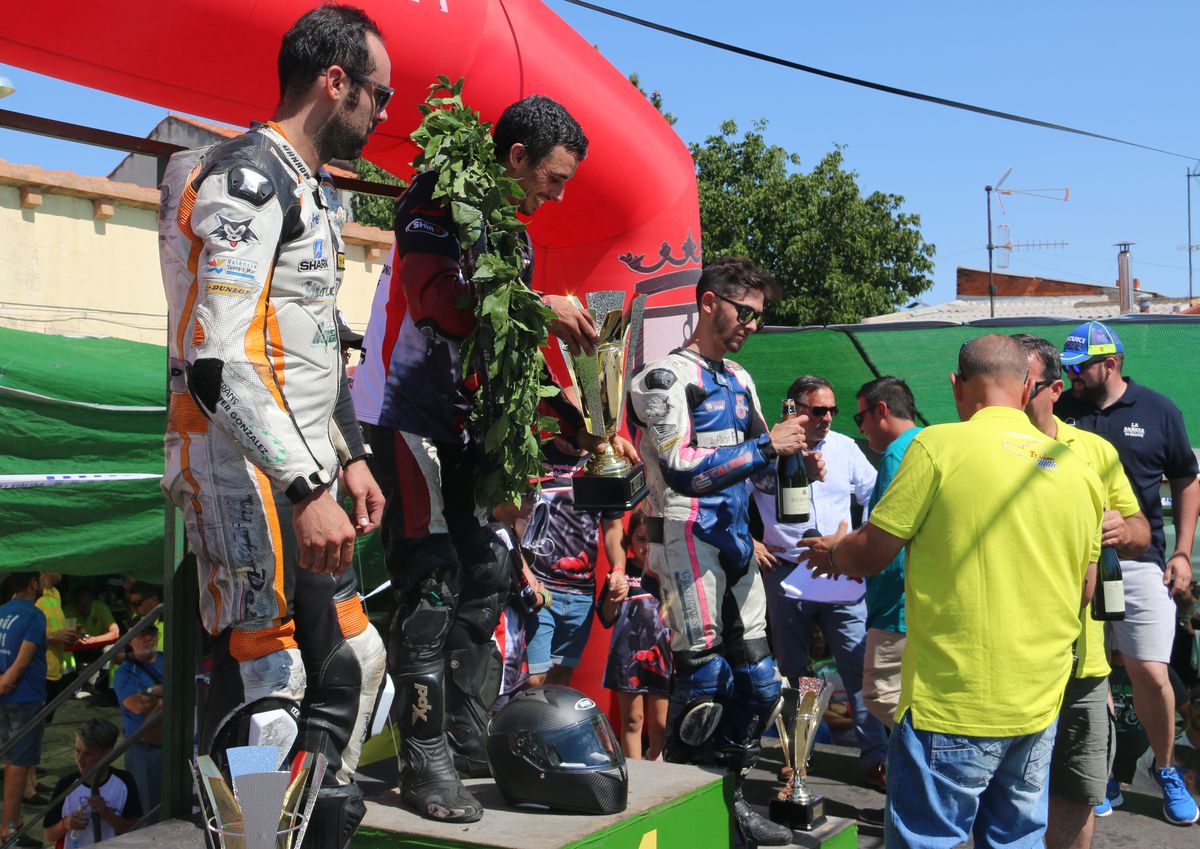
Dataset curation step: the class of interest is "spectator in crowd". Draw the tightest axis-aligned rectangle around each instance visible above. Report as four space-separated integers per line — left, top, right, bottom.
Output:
113 614 163 824
1055 320 1200 825
120 584 163 659
1014 333 1150 849
750 375 887 789
627 256 814 845
43 719 140 846
0 573 47 847
70 587 119 700
852 376 921 730
525 436 625 690
36 572 74 701
801 334 1105 848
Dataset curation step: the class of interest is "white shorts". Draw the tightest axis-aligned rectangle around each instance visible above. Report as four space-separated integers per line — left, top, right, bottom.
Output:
1109 559 1176 664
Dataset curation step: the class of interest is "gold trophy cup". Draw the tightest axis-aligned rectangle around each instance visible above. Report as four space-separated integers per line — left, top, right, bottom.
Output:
560 290 648 511
769 678 834 831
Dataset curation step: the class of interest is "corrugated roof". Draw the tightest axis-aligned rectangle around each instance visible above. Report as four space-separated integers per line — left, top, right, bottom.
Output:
863 297 1192 324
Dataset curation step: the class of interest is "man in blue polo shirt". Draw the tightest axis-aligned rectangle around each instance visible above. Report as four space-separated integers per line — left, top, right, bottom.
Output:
0 573 47 846
1055 319 1200 825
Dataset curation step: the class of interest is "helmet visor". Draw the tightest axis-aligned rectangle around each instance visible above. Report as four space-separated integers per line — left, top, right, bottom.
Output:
522 715 622 770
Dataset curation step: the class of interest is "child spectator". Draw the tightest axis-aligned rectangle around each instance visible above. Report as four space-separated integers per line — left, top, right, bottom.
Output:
598 510 672 760
0 572 47 847
43 719 140 846
488 500 552 712
525 438 625 688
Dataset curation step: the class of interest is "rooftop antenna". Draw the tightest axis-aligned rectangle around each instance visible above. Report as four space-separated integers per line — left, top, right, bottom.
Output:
985 167 1069 316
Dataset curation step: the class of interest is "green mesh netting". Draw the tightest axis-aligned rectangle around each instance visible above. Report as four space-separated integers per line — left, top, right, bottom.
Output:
734 317 1200 441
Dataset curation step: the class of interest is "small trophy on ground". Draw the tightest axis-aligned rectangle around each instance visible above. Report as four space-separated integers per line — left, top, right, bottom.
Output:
192 745 327 849
559 290 649 511
769 678 834 831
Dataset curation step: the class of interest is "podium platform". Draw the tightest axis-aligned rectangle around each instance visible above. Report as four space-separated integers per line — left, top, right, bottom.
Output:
96 758 858 848
357 758 731 849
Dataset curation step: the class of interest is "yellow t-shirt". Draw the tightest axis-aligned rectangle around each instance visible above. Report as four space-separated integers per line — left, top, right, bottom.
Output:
36 586 65 682
1056 417 1141 679
870 406 1104 736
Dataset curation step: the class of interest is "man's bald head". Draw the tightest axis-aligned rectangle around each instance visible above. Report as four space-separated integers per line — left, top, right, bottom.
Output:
958 334 1029 385
951 334 1031 419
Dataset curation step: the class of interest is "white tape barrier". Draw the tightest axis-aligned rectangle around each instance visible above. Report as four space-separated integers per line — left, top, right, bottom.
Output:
0 473 162 489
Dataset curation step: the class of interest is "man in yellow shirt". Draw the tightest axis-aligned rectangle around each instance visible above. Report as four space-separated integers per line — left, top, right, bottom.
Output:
1014 333 1150 849
800 334 1105 849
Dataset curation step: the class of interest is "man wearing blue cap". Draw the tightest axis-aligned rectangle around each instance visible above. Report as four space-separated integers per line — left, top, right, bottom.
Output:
1055 319 1200 825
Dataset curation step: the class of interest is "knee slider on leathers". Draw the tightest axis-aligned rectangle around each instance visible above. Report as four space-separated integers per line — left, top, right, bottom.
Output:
389 574 456 666
668 651 735 750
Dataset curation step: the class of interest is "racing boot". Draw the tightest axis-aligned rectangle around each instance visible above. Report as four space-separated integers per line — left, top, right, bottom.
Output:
395 661 483 823
445 645 503 778
732 778 794 846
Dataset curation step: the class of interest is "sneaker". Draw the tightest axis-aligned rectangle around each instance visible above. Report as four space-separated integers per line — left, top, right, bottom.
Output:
1093 795 1112 817
1151 765 1199 825
1106 777 1124 810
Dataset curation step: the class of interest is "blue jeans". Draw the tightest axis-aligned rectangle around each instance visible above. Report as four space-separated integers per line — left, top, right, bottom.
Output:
124 742 162 822
526 590 595 674
762 589 888 767
886 710 1058 849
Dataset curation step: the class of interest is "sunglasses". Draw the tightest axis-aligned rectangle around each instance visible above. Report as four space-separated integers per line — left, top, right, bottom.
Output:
349 71 394 114
715 293 766 327
853 409 870 428
128 597 144 608
1063 357 1108 376
800 404 839 419
1029 378 1057 400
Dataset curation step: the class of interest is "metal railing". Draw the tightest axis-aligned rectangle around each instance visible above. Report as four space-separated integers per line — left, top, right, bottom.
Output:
0 605 165 848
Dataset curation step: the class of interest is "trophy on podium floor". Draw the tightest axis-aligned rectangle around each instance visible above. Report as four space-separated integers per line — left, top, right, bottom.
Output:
192 746 327 849
559 290 649 511
769 678 834 831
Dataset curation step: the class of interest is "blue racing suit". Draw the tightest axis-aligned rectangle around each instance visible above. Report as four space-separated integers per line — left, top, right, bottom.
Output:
626 346 781 766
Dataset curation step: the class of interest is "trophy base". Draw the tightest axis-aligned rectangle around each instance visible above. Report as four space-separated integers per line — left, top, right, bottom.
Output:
572 463 648 511
769 795 827 831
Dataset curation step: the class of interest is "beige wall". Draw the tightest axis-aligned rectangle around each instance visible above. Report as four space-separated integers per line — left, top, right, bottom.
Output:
0 160 391 346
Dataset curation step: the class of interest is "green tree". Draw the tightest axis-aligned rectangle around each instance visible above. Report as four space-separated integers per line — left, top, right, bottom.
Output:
628 72 677 126
692 120 934 325
351 158 406 230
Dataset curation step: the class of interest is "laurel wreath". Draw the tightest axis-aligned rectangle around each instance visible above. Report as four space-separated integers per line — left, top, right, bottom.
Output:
410 77 558 508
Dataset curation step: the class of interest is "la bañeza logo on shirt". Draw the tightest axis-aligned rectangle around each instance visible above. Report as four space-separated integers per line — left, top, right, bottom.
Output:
1124 422 1145 439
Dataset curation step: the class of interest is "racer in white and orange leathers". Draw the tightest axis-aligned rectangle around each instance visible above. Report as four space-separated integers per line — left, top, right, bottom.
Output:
158 123 385 842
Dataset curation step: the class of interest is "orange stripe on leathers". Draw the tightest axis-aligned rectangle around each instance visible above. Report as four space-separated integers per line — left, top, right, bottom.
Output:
179 431 222 633
266 302 285 389
245 265 288 410
228 467 298 662
175 164 204 359
335 595 370 639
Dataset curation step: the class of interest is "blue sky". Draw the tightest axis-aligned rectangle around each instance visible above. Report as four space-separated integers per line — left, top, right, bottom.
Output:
3 0 1197 306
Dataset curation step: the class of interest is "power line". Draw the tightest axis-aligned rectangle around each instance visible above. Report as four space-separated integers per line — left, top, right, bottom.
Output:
558 0 1199 162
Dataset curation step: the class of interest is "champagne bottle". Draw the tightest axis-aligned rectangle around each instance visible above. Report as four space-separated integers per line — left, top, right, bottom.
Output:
1090 546 1125 621
775 399 811 523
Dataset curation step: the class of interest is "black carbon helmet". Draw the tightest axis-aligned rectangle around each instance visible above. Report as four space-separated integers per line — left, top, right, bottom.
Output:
486 686 628 814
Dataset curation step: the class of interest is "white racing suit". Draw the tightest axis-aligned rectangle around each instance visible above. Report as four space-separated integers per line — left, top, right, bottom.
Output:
627 347 787 841
158 123 385 848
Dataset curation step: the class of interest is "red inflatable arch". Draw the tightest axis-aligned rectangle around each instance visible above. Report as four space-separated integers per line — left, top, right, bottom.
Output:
1 0 701 713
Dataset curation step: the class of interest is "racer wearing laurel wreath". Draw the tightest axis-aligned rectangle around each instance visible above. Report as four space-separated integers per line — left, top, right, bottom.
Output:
353 95 635 823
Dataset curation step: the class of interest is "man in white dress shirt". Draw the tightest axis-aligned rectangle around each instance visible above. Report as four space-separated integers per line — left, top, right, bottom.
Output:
751 375 888 790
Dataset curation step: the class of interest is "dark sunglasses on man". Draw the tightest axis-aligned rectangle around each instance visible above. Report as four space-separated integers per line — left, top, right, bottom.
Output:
1063 356 1108 376
799 404 838 419
349 72 393 113
714 293 766 327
